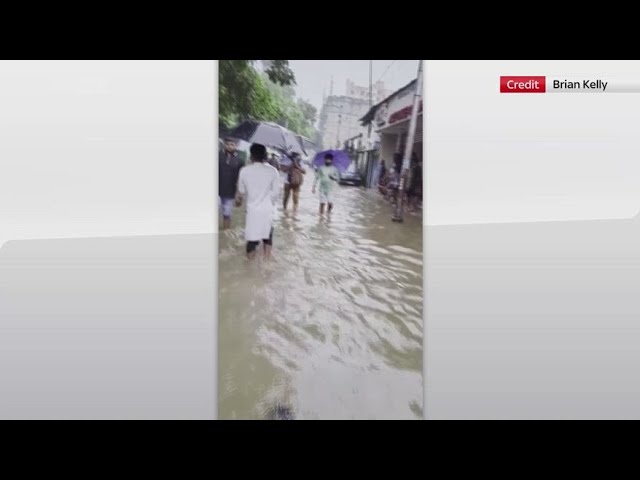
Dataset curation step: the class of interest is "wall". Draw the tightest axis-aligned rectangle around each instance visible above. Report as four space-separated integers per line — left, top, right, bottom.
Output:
318 95 371 150
379 132 398 165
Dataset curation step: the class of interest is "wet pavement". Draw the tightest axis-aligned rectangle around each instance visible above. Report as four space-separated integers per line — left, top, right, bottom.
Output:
218 182 423 419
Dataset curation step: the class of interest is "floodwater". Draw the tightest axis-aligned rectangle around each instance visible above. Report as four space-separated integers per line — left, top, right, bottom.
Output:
218 183 423 420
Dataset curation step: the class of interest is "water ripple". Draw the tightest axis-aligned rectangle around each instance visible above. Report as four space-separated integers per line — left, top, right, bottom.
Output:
219 185 423 419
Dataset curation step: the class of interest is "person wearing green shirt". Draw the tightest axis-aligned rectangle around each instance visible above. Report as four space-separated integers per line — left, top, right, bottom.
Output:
312 152 340 215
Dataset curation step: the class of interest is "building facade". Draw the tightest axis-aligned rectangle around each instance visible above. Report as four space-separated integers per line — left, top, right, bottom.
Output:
346 79 390 103
317 95 371 150
360 79 423 182
317 80 390 151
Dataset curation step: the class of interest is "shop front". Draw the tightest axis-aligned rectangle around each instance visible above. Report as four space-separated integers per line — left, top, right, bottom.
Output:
370 79 422 166
360 79 423 187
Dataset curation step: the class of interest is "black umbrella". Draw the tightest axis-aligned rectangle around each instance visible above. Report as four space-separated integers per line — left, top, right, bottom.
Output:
296 135 316 156
229 120 303 155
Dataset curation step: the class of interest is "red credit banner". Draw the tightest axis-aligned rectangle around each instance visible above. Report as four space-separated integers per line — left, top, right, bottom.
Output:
500 76 546 93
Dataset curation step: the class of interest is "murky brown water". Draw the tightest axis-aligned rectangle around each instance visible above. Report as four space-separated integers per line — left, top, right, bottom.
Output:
218 183 423 419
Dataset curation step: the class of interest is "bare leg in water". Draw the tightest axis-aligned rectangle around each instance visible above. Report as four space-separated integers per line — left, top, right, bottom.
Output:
247 243 258 261
292 187 300 213
263 228 274 259
283 185 291 210
319 203 325 215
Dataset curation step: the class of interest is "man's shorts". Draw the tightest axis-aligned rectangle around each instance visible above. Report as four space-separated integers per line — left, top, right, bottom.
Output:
246 228 274 254
318 189 332 204
219 196 234 218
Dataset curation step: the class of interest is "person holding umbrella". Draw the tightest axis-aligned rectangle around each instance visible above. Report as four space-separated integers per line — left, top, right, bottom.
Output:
283 152 306 212
312 153 341 216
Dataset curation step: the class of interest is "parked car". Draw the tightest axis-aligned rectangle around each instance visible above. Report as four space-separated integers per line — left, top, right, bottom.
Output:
339 164 363 186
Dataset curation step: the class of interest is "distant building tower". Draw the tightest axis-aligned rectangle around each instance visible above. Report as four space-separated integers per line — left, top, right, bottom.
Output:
317 95 371 151
345 78 390 102
317 79 391 151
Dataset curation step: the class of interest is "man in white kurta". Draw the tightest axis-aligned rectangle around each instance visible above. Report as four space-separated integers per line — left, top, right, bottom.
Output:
236 143 281 259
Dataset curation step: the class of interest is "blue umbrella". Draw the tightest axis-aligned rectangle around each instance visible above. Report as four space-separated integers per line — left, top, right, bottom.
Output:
313 150 351 173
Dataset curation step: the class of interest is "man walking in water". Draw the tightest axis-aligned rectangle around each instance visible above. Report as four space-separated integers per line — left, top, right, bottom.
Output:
235 143 281 260
277 152 292 209
283 152 306 212
312 152 340 215
219 137 243 230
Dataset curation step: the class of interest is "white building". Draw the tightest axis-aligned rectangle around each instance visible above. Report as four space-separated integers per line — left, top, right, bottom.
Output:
317 95 370 150
346 79 390 103
360 78 423 171
317 80 390 151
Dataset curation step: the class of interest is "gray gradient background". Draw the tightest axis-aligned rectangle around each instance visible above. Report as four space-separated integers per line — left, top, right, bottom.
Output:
4 60 640 419
426 60 640 419
0 61 216 419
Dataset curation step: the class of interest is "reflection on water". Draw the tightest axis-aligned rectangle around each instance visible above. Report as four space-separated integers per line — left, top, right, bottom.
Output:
218 184 423 420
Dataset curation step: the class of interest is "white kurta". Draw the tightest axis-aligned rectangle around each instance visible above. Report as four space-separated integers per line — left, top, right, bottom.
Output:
237 162 281 242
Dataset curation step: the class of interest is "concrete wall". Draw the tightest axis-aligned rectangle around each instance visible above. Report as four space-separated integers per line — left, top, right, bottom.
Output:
379 132 399 165
318 95 371 150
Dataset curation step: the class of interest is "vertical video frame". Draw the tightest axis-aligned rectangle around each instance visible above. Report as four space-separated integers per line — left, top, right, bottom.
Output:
218 60 423 419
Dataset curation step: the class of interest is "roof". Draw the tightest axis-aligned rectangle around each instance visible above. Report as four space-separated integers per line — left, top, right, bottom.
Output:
360 79 418 126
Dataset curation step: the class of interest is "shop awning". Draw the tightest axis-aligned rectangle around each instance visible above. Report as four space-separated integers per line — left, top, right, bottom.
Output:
360 79 418 126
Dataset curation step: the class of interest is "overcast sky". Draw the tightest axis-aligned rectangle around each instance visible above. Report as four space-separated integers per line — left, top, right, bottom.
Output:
287 60 420 112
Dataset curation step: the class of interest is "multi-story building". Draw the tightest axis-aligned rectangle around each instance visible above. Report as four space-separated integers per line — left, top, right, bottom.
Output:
360 78 422 185
346 79 390 103
318 96 369 150
317 80 389 151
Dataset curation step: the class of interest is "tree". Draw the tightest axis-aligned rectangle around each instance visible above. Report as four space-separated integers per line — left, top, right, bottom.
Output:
263 79 319 139
264 60 296 87
298 99 317 127
219 60 319 144
219 60 296 129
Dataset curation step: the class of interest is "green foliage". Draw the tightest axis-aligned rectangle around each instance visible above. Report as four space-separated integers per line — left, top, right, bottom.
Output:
298 99 317 125
219 60 281 129
219 60 318 142
264 60 296 86
264 78 318 139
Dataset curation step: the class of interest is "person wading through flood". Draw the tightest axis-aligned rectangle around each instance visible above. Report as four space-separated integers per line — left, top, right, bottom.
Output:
277 152 292 209
312 152 340 216
377 159 387 187
235 143 281 260
386 152 403 203
218 137 243 230
283 152 306 212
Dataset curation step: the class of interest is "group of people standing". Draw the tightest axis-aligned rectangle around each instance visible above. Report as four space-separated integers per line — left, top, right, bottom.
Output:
218 137 341 260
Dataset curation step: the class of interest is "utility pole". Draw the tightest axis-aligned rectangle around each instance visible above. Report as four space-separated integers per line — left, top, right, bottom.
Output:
392 60 423 223
368 60 373 141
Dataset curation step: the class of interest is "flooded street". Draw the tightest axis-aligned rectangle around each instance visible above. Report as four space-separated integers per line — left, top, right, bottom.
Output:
218 184 423 419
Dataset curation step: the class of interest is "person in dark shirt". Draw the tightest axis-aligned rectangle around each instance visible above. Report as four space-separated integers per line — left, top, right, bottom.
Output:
219 137 243 230
393 152 403 175
378 160 387 186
